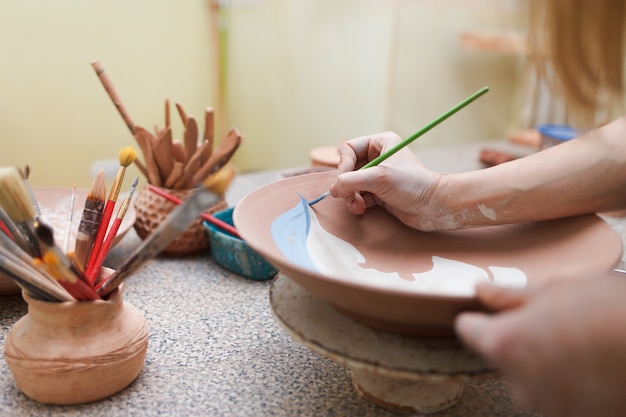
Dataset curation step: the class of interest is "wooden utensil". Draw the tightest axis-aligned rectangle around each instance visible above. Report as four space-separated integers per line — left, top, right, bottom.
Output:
192 127 242 185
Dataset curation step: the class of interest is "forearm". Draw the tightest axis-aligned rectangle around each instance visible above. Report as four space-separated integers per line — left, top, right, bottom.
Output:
437 116 626 228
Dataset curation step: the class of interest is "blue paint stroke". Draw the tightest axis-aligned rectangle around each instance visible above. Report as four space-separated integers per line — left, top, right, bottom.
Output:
270 194 319 272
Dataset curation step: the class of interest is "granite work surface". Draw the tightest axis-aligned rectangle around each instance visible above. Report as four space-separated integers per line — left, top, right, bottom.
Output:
0 141 623 417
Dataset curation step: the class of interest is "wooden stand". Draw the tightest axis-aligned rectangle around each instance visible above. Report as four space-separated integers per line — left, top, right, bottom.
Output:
270 274 498 414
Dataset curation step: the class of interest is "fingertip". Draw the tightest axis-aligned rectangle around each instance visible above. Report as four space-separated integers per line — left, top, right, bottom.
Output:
455 312 489 351
347 194 366 215
475 282 529 311
329 181 338 198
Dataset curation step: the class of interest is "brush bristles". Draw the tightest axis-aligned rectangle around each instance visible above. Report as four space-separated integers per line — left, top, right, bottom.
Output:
0 167 36 222
89 169 107 201
42 252 61 268
118 146 137 167
35 222 55 247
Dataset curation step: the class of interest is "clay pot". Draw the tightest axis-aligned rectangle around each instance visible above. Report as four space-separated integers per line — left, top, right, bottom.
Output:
133 184 227 256
0 276 20 295
3 281 149 405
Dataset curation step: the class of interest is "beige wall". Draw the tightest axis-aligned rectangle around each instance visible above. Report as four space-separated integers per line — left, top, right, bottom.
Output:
0 0 523 187
226 0 525 171
0 0 215 188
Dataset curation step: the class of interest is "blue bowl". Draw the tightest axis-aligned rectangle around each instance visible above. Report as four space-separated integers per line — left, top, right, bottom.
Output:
203 207 278 281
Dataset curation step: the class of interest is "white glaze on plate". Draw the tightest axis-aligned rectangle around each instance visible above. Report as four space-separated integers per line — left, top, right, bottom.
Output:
272 197 526 297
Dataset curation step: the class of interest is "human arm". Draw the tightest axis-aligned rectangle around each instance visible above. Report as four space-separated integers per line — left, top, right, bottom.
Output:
455 276 626 417
330 116 626 231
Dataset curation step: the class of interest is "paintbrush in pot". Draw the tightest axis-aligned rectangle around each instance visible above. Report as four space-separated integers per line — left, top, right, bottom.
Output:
307 86 491 205
86 176 138 284
96 171 230 298
19 165 42 220
0 256 65 302
35 223 100 301
74 169 107 269
63 184 77 254
0 166 42 257
85 146 137 276
0 205 31 254
0 231 74 301
0 220 10 237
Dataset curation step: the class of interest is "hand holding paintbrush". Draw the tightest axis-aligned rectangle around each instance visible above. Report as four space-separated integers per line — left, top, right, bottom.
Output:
307 86 491 205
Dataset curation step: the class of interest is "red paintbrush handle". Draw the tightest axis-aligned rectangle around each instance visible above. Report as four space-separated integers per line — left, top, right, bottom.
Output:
0 220 12 238
87 218 122 284
147 184 241 238
58 276 101 301
85 200 115 282
201 210 241 239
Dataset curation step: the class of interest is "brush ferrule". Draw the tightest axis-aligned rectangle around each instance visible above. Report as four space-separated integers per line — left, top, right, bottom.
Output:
108 168 126 201
77 200 105 235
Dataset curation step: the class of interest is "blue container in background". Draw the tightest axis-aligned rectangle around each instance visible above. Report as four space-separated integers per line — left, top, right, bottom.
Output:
537 124 579 149
204 207 278 281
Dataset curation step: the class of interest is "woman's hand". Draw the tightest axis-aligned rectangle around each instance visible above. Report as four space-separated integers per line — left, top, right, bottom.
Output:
455 276 626 417
329 132 445 231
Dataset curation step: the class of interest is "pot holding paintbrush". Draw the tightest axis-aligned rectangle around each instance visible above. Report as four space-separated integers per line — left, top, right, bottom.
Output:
0 166 149 404
4 269 149 405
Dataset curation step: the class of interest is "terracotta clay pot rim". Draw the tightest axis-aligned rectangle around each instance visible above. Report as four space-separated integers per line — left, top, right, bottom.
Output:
22 267 120 305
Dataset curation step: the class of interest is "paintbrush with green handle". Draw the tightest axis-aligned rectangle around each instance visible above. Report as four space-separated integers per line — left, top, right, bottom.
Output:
307 86 490 206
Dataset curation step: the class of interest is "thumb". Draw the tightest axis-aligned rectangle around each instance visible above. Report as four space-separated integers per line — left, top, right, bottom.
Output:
474 282 530 312
332 166 384 197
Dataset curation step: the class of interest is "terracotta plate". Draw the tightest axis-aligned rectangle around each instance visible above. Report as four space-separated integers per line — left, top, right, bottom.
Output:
0 187 137 295
234 171 623 336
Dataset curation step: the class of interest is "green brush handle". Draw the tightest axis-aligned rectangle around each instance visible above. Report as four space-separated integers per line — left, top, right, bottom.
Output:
361 86 489 170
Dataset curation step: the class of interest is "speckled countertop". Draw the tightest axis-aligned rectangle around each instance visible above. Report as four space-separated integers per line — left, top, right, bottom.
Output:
1 141 623 417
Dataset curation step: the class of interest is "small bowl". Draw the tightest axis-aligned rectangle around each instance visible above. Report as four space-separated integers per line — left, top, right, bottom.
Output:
204 208 278 281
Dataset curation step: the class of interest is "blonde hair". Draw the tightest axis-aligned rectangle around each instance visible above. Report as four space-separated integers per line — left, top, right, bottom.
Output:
528 0 626 124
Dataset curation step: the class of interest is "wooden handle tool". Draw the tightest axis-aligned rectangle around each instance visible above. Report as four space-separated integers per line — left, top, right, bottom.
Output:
184 116 199 165
192 127 242 185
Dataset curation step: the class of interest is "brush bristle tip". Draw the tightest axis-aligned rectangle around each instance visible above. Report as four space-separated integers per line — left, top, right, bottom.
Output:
119 146 138 167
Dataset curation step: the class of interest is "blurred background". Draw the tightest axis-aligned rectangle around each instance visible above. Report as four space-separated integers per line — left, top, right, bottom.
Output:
0 0 529 188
